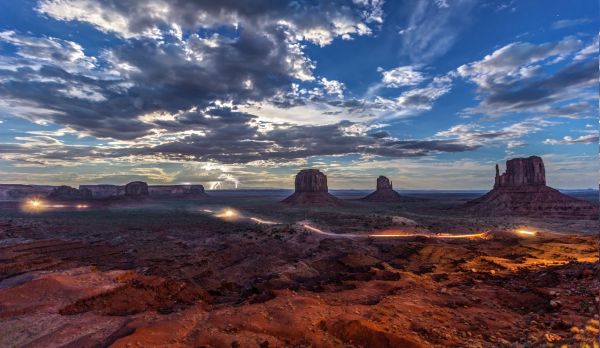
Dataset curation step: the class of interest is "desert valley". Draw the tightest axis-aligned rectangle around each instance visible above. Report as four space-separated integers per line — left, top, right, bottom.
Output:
0 156 598 347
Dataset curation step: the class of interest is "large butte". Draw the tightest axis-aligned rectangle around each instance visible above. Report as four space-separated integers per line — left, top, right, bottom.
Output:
464 156 598 219
282 169 341 205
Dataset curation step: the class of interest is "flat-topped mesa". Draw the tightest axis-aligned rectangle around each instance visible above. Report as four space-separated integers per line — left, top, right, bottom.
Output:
294 169 328 193
48 185 93 201
282 169 341 205
79 184 124 199
466 156 598 219
494 156 546 188
148 185 206 197
363 176 402 202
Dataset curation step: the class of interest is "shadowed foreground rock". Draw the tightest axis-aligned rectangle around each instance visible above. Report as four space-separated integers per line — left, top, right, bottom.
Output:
465 156 598 219
282 169 341 205
363 176 402 202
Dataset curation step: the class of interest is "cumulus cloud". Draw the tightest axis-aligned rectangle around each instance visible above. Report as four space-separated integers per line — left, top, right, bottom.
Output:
0 30 97 72
37 0 382 45
378 65 426 87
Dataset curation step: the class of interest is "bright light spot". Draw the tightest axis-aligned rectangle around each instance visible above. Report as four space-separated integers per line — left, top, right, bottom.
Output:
516 229 536 236
22 198 46 213
75 204 89 209
201 209 214 213
215 208 239 220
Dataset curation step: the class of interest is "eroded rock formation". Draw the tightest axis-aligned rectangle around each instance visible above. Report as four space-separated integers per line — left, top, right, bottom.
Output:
148 185 206 197
125 181 149 197
495 156 545 188
0 184 55 201
465 156 598 219
48 186 93 201
363 176 402 202
79 185 124 199
282 169 341 205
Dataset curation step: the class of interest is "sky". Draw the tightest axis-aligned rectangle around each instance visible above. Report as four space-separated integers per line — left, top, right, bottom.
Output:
0 0 597 190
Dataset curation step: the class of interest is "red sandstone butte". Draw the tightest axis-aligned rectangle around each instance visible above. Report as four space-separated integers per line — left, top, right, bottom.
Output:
465 156 598 219
282 169 341 205
363 176 402 202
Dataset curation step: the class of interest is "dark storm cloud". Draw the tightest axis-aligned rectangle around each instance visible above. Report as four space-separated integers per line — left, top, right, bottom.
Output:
37 0 382 43
0 119 478 165
134 121 477 164
1 0 383 140
0 29 308 139
481 59 596 113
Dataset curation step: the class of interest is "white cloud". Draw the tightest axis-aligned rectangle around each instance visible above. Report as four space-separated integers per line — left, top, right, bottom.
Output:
543 134 598 145
378 65 426 87
319 77 345 97
457 36 582 89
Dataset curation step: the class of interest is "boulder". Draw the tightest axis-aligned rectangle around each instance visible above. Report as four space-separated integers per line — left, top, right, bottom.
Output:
125 181 149 197
363 176 402 202
282 169 341 205
48 186 93 201
465 156 598 219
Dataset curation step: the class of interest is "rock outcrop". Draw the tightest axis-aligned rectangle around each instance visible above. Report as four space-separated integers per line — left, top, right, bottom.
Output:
363 176 402 202
465 156 598 219
79 185 125 199
282 169 341 205
125 181 149 197
0 185 55 201
495 156 545 188
148 185 206 197
48 186 93 201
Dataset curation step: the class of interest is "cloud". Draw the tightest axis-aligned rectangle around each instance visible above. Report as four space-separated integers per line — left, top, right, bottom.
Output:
37 0 382 45
573 37 599 61
551 18 592 30
435 118 556 148
543 134 598 145
319 78 345 97
378 65 426 87
456 36 582 89
0 30 97 72
0 0 385 143
0 118 479 167
477 59 596 114
400 0 477 62
457 36 596 117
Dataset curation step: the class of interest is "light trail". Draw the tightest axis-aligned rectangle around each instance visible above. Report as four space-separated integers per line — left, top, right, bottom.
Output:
516 229 537 236
249 217 278 225
301 223 488 240
200 207 279 225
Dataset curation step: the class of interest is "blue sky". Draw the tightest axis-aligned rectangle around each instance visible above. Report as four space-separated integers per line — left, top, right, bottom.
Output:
0 0 597 189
